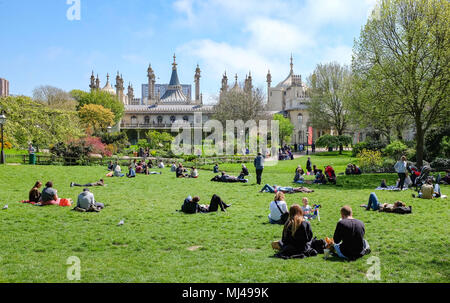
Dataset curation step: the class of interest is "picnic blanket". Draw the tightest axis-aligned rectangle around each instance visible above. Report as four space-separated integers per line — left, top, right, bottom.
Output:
375 186 408 191
19 199 72 207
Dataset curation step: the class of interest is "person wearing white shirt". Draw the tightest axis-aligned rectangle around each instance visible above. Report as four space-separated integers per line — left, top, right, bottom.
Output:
268 192 288 224
394 156 408 190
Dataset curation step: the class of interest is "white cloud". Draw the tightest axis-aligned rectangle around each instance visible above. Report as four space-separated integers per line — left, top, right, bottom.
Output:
320 45 354 66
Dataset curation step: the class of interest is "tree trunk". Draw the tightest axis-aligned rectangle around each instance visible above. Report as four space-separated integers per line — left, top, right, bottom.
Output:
415 121 425 168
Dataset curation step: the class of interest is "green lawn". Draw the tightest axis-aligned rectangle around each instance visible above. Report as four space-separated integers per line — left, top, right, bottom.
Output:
0 153 448 283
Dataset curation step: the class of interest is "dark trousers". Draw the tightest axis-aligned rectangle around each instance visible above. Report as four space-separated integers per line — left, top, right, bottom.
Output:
256 168 263 185
398 173 406 189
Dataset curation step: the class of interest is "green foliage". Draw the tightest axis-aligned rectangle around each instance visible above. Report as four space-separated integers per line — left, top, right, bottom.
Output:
0 95 84 148
145 130 173 150
352 140 387 157
70 89 124 123
424 126 450 161
352 0 450 166
315 134 339 149
357 149 383 172
383 140 408 159
98 131 130 154
273 114 294 145
430 157 450 170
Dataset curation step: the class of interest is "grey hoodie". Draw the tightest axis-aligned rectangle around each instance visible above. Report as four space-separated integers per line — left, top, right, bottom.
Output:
77 191 95 210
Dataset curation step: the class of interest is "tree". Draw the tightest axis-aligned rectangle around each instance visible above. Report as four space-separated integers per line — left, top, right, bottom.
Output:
0 95 84 148
70 89 124 123
33 85 78 111
315 134 352 154
273 114 294 145
213 88 266 124
145 130 173 150
308 62 352 152
352 0 450 167
78 104 115 132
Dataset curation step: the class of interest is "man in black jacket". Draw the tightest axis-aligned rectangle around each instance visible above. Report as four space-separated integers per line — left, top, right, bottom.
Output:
333 206 370 261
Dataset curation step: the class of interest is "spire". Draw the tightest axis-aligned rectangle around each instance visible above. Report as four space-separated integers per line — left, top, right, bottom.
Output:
290 54 294 74
235 74 238 85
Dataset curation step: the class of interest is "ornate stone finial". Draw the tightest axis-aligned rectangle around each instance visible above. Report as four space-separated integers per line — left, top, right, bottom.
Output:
172 54 177 70
235 74 238 83
106 73 110 82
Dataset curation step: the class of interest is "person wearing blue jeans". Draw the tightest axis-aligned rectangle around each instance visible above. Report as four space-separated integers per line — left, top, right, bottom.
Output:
365 192 380 211
260 184 276 193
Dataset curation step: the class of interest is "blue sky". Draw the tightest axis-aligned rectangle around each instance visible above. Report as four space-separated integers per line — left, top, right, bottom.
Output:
0 0 377 103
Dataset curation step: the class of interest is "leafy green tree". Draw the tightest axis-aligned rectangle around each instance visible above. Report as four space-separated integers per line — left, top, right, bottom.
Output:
70 89 124 123
273 114 294 145
145 130 173 150
0 95 84 148
352 0 450 167
32 85 78 111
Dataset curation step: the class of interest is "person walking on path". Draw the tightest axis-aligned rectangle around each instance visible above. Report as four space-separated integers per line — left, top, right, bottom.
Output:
254 152 265 185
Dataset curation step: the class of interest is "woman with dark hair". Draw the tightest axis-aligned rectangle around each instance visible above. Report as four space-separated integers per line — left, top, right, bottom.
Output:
29 181 42 203
40 181 64 206
271 204 317 258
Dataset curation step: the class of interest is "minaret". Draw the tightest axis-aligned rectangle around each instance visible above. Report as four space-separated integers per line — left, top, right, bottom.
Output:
115 71 124 103
194 64 201 104
245 71 253 93
290 54 294 75
221 71 228 93
127 83 134 105
89 71 96 91
267 70 272 104
147 64 155 105
95 74 100 90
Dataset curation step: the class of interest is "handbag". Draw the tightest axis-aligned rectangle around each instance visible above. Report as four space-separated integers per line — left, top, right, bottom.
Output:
275 201 289 224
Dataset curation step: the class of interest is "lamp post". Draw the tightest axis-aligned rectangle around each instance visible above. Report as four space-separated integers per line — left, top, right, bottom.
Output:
107 126 112 134
0 111 6 164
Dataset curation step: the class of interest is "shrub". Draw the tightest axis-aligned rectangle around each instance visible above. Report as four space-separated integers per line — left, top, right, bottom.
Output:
357 149 383 172
430 158 450 170
383 140 408 159
352 140 387 157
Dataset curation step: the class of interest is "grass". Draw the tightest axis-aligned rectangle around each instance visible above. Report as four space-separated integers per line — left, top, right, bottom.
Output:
0 152 448 283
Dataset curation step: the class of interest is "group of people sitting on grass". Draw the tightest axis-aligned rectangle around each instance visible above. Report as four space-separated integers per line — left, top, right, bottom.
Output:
278 146 294 161
26 181 72 206
345 163 362 175
26 180 105 212
180 194 231 213
106 160 163 178
271 205 371 260
173 163 199 178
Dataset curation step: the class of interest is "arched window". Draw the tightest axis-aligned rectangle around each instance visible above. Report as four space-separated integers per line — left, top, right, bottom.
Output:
131 116 137 125
157 116 163 124
297 113 303 126
170 116 176 123
144 116 150 124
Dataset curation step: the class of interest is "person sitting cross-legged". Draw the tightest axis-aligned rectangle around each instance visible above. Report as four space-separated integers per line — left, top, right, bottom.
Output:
331 206 370 261
271 204 318 259
74 188 105 212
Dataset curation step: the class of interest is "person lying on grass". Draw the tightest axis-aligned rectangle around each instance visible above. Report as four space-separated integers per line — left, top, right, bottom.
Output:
39 181 72 206
180 195 231 214
71 179 105 188
29 181 42 204
360 192 412 214
210 172 248 183
412 178 441 199
271 204 319 259
327 206 371 261
268 192 288 225
74 188 104 213
260 184 314 194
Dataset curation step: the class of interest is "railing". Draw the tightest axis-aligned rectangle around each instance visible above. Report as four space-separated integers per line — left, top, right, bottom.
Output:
120 122 198 129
